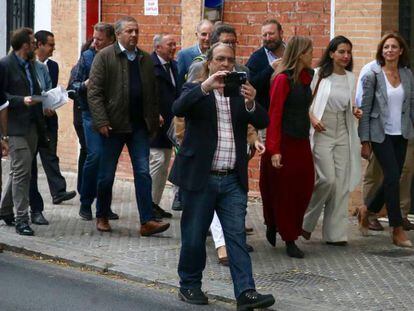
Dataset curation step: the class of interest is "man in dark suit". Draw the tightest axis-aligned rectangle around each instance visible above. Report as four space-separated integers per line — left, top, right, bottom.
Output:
149 34 180 219
246 19 284 112
169 42 274 310
29 30 76 225
0 28 48 235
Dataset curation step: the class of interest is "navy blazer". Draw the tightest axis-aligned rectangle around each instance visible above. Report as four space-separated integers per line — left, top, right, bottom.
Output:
168 83 269 192
176 44 201 86
150 52 181 148
246 47 274 111
46 59 59 88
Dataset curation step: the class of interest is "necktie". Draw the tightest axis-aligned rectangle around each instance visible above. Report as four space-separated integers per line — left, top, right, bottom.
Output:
164 63 175 86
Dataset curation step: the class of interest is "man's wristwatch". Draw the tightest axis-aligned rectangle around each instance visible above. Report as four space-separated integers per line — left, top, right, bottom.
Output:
1 135 9 142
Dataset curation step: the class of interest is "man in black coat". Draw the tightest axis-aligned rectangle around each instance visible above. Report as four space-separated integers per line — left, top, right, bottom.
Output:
169 42 275 310
29 30 76 226
149 34 181 219
246 19 284 112
0 28 48 235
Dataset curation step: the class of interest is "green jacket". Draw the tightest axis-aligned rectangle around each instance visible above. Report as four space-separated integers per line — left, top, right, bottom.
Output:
88 42 159 136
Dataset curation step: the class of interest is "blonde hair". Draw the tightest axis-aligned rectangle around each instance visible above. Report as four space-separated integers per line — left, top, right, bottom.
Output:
274 36 313 84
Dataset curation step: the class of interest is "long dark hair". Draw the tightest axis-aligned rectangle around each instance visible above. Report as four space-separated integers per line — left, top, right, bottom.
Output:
318 35 353 79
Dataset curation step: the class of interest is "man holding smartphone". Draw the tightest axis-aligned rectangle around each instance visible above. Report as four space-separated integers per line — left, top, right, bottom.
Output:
169 42 274 310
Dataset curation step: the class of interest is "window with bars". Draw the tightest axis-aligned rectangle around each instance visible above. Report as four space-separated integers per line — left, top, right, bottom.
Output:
6 0 34 51
399 0 413 68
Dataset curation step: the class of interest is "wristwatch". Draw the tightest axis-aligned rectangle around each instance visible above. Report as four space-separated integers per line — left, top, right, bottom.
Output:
1 135 9 142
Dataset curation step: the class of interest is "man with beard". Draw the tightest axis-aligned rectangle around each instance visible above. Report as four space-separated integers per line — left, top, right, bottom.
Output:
246 19 284 112
0 28 48 235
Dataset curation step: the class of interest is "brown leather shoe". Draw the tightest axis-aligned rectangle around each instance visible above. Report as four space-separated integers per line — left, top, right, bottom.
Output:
392 226 412 247
402 218 414 231
96 217 111 232
140 220 170 236
368 218 384 231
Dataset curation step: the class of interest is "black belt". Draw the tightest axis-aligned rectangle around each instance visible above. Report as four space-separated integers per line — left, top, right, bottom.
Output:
210 169 236 176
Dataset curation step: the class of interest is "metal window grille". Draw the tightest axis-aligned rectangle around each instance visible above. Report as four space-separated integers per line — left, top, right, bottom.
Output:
6 0 34 51
399 0 413 69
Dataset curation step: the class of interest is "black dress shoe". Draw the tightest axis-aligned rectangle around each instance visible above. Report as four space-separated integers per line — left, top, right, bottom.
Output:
286 241 304 258
15 223 34 236
178 288 208 305
31 212 49 225
326 241 348 246
153 203 172 218
0 214 15 226
108 210 119 220
52 191 77 204
266 226 277 247
79 204 92 221
246 243 254 252
237 289 275 311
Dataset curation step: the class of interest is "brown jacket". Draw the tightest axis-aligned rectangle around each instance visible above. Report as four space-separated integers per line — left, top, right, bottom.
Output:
88 42 159 135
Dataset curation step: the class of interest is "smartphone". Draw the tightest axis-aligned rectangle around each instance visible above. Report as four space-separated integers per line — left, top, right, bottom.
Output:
223 71 247 97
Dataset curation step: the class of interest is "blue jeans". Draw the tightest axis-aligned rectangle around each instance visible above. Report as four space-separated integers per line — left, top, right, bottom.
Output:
96 124 154 223
80 111 103 206
179 174 255 298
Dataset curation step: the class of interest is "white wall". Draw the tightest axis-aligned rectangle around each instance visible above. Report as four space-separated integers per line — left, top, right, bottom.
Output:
34 0 52 32
0 1 7 56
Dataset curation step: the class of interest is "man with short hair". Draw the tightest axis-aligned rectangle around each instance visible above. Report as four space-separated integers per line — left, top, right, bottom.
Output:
88 16 170 235
176 19 213 85
28 30 76 225
0 28 48 235
71 22 117 221
150 34 180 219
246 19 284 112
169 42 274 309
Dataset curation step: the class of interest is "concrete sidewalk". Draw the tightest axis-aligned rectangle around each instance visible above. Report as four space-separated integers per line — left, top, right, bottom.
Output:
1 165 414 310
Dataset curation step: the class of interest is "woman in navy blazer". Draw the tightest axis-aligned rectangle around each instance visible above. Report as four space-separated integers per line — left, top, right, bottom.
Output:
358 32 414 247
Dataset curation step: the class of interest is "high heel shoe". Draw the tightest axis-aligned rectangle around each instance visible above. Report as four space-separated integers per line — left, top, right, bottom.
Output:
392 226 412 248
357 206 369 236
0 214 15 226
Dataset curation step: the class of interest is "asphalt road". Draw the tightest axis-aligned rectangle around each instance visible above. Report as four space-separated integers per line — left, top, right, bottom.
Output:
0 251 232 311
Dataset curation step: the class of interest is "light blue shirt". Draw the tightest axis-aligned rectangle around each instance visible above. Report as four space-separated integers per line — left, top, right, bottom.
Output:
118 42 138 61
355 60 381 107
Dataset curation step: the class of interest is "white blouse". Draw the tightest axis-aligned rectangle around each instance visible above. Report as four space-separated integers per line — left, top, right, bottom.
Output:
383 71 404 135
326 73 350 112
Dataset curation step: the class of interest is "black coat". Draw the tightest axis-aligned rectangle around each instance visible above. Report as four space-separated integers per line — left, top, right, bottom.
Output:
150 52 181 148
246 47 274 111
45 59 59 130
168 83 269 192
0 53 47 142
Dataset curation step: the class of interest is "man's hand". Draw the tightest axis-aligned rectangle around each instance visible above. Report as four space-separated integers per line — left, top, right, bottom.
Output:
361 142 372 160
353 107 363 119
24 96 40 106
254 140 265 155
1 140 9 157
241 81 256 106
43 108 56 117
200 71 229 93
98 125 112 137
271 154 283 168
310 112 326 132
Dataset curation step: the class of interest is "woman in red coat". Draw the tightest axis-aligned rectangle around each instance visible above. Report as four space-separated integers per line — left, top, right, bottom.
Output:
260 36 315 258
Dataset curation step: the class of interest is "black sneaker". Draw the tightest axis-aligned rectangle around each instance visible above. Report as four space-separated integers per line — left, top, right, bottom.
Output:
178 288 208 305
285 241 304 258
79 204 92 221
53 191 76 204
237 289 275 311
31 212 49 225
153 203 172 219
15 222 34 236
108 210 119 220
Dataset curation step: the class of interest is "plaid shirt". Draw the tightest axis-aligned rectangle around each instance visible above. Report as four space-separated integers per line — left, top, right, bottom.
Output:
211 90 236 171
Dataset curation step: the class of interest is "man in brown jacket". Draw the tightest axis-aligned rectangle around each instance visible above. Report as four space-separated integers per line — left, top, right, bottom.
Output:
88 16 170 236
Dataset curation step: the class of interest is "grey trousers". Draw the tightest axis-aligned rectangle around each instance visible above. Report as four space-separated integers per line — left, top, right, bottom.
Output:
149 148 172 205
303 110 350 242
0 124 38 223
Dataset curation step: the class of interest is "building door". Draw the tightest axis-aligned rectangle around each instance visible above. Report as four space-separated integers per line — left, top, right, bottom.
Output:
399 0 413 68
7 0 35 51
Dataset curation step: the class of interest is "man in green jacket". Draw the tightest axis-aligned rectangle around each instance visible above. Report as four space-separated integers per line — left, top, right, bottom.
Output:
88 16 170 236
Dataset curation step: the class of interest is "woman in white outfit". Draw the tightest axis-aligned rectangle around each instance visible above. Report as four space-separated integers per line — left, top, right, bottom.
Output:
302 36 362 245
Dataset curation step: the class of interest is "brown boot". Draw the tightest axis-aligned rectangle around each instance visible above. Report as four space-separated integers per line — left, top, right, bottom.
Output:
140 220 170 236
402 218 414 231
392 226 412 247
96 217 111 232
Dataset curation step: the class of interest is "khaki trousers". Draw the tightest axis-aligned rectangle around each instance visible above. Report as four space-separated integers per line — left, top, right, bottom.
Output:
149 148 173 205
363 139 414 217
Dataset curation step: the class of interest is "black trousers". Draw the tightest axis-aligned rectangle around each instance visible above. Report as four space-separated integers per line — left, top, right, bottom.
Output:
73 105 87 194
30 115 67 213
368 135 407 227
